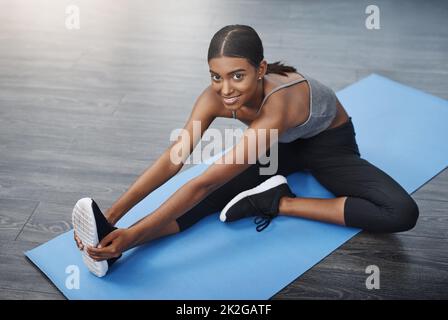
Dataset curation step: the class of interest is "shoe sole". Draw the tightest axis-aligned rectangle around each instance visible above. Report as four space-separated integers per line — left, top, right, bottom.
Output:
220 175 288 222
72 197 108 277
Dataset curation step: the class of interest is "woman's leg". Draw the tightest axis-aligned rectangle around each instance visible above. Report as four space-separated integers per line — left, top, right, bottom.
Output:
135 141 298 239
175 139 307 232
278 155 419 232
175 162 274 232
122 165 269 242
279 196 347 225
139 219 181 241
277 118 419 233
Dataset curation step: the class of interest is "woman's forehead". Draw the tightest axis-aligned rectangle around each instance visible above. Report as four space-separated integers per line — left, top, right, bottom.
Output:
209 57 251 73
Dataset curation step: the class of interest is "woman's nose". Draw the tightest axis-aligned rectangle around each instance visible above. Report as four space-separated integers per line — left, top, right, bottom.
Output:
221 81 234 96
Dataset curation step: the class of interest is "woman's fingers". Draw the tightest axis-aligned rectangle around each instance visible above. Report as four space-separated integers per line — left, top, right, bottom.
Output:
74 232 84 250
86 245 117 260
87 251 106 261
86 229 124 260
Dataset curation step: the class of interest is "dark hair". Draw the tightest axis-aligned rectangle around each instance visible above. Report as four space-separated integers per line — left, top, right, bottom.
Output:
207 24 297 77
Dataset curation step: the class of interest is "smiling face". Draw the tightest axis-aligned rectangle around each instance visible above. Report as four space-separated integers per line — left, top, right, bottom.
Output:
208 56 266 111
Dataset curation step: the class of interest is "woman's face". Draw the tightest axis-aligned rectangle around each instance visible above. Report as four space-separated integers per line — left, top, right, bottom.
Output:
208 56 264 111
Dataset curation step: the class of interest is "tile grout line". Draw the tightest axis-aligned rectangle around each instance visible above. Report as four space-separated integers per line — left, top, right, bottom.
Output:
14 201 40 241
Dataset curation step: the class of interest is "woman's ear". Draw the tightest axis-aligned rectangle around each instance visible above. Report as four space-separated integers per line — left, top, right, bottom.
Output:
258 60 268 78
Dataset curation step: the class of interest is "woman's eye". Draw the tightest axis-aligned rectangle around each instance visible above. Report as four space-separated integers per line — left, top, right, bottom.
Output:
211 73 244 81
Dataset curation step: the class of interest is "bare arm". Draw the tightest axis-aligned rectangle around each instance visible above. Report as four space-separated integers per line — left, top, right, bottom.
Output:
106 150 183 225
127 95 287 248
86 92 289 259
106 86 217 225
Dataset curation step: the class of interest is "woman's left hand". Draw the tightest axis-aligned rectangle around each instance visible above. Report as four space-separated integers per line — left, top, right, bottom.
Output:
86 228 135 261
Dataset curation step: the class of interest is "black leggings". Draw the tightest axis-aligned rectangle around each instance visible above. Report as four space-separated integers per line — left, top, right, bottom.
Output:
176 117 419 233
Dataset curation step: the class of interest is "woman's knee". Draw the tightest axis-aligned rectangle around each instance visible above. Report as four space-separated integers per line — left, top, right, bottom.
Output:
389 194 419 232
347 192 419 233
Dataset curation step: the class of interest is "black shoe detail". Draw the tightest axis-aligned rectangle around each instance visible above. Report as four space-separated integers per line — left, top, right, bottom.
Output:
91 199 122 267
221 175 296 232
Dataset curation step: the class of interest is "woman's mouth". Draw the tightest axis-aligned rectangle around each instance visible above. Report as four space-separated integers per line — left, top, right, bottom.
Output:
223 95 241 105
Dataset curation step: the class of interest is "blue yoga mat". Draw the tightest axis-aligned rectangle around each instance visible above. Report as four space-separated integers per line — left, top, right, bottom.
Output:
26 74 448 299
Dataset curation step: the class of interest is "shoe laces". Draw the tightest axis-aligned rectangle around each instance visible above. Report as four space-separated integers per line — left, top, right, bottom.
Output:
254 214 273 232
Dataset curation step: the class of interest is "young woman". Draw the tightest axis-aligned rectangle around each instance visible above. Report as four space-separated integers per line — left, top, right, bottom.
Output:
72 25 419 277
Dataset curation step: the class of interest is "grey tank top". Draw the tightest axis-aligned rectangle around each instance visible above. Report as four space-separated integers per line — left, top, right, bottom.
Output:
253 73 338 143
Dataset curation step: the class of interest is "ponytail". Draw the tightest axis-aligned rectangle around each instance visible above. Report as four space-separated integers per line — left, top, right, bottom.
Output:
266 61 297 76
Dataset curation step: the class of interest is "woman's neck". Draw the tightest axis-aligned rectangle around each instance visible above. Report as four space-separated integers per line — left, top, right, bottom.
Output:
243 77 265 113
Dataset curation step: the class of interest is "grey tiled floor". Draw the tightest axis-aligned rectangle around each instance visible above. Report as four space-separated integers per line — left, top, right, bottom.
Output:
0 0 447 299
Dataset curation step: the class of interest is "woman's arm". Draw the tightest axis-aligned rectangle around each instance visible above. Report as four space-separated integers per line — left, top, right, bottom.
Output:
105 86 217 225
87 94 287 259
75 148 183 250
128 176 214 246
106 150 184 225
127 97 287 248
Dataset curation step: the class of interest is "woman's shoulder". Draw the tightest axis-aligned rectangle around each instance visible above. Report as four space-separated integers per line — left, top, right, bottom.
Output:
260 72 310 128
263 72 308 104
